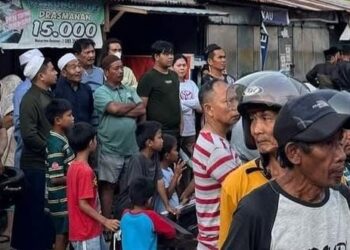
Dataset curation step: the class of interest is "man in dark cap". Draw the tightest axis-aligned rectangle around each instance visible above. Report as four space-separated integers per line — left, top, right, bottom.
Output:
339 44 350 62
306 47 339 88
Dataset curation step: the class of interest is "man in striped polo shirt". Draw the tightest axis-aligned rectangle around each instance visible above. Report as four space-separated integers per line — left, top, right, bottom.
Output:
193 79 241 249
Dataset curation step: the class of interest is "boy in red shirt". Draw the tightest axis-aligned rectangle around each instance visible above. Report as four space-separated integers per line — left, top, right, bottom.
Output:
67 122 119 249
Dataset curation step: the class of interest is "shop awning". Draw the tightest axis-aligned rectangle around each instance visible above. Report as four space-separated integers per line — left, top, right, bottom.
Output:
250 0 350 12
110 5 229 16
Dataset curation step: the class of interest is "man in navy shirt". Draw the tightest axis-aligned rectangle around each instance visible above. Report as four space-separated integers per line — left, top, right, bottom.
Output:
55 53 93 123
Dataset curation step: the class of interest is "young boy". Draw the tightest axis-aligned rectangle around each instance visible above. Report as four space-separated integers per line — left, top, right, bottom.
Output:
121 177 176 250
154 134 186 213
45 98 75 250
116 121 176 219
67 122 119 250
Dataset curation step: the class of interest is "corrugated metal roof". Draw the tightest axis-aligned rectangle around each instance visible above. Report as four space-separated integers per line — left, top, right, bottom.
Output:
108 0 198 6
250 0 350 12
111 5 229 16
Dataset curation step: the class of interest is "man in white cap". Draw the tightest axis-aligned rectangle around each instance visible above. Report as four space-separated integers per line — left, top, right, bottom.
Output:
11 55 57 250
54 53 93 123
12 49 43 169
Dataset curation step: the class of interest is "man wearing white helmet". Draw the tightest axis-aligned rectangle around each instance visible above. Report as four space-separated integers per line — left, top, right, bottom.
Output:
54 53 93 123
13 49 43 169
11 56 57 250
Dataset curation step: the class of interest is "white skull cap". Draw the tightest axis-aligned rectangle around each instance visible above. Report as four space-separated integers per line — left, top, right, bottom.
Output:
58 53 77 71
23 55 45 80
19 49 43 66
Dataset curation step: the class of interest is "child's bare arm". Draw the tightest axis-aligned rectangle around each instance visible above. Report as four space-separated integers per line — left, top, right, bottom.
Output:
78 199 119 231
166 160 187 198
157 180 176 215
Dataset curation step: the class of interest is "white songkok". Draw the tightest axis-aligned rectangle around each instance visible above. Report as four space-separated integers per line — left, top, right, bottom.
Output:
19 49 43 66
23 55 45 80
58 53 77 71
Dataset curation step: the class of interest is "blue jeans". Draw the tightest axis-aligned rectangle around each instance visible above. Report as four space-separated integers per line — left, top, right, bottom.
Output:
71 235 107 250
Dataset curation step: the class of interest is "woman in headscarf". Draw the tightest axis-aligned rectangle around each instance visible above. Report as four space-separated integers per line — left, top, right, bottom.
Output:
0 74 21 244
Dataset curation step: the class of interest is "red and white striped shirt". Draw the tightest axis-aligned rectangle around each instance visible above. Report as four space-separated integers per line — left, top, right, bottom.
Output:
193 131 241 250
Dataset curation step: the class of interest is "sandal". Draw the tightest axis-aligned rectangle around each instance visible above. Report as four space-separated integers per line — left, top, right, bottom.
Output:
0 234 10 244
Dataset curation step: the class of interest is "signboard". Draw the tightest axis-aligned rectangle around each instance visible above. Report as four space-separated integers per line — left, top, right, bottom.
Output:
260 22 269 70
261 6 289 26
0 0 104 49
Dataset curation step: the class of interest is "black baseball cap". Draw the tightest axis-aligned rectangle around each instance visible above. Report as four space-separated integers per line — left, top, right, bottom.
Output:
337 43 350 54
274 93 350 147
323 47 339 57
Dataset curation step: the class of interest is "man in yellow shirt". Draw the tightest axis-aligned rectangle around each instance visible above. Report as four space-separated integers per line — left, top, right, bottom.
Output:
218 71 309 248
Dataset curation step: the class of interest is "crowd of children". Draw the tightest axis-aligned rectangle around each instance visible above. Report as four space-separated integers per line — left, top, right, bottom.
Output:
44 99 181 250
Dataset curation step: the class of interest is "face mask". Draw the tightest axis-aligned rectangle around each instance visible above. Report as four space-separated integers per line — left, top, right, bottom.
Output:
113 51 122 59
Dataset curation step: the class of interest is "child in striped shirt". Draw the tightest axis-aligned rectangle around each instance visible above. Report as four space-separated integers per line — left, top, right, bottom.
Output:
45 99 75 250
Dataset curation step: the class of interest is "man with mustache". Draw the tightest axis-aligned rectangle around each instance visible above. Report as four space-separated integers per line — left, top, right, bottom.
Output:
310 89 350 186
54 53 93 124
219 72 308 248
201 44 235 86
223 92 350 249
94 55 145 221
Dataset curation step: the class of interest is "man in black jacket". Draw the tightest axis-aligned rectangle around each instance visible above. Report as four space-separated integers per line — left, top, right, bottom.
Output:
306 47 339 88
11 55 57 250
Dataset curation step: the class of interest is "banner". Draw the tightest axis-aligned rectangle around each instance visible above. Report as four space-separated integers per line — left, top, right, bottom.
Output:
0 0 104 49
260 22 269 70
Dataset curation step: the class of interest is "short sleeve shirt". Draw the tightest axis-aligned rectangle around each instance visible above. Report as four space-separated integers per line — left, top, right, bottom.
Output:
137 69 181 131
122 153 162 189
93 83 141 156
223 181 350 250
192 131 241 250
46 131 75 216
67 161 102 241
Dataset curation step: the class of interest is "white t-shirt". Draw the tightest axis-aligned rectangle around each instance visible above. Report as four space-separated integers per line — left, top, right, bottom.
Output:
223 181 350 250
154 166 180 213
179 79 200 137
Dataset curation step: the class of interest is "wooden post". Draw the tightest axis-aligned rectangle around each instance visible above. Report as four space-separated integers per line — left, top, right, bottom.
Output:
104 2 110 33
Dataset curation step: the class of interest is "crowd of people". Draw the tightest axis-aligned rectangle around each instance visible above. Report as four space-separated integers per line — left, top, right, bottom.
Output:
1 36 350 250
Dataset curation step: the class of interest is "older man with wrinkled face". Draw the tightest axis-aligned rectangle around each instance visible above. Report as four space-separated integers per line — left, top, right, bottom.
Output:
54 53 94 124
